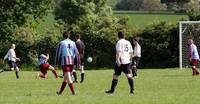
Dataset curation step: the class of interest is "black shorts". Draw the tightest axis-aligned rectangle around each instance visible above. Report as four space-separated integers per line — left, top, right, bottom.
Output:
114 63 131 76
132 57 140 66
8 61 18 69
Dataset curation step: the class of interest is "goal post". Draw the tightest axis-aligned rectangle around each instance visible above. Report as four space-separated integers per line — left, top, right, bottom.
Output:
179 21 200 69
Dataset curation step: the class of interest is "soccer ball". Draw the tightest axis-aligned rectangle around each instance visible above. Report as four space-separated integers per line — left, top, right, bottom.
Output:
87 57 93 63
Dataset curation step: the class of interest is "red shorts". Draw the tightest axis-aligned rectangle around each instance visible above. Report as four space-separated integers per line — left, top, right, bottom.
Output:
62 65 73 73
39 63 50 75
190 59 199 66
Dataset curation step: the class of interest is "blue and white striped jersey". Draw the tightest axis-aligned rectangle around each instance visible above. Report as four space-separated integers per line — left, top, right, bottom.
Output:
55 39 80 66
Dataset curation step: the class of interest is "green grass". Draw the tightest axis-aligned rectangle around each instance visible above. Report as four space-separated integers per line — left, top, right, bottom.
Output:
114 11 188 28
0 68 200 104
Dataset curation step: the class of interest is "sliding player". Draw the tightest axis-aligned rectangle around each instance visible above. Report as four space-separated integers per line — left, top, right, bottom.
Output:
55 31 80 95
37 53 58 78
72 34 85 83
188 39 199 76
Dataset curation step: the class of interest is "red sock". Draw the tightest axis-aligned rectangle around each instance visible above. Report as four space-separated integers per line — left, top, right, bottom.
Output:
59 82 67 94
69 83 75 94
52 69 58 78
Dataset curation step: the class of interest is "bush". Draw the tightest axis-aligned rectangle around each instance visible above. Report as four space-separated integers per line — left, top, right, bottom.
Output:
139 21 179 68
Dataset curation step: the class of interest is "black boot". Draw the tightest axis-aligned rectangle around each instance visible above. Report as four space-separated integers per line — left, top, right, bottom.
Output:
106 79 118 94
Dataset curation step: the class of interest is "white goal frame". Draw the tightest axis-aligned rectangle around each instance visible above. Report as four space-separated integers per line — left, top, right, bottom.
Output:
179 21 200 69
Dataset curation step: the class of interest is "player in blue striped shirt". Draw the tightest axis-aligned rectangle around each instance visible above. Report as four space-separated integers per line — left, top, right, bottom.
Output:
55 31 80 95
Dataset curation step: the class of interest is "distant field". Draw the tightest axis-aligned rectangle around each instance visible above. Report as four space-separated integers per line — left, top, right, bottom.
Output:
1 69 200 104
114 11 188 28
35 11 188 35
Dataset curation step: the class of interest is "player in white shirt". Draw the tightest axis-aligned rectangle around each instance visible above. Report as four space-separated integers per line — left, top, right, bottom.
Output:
4 44 20 79
106 31 134 94
131 38 141 77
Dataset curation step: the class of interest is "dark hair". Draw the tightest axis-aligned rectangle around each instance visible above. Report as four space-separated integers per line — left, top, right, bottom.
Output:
75 34 80 39
118 31 125 39
63 31 70 39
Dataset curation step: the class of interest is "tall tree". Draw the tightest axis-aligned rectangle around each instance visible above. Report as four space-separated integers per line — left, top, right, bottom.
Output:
54 0 129 66
0 0 53 47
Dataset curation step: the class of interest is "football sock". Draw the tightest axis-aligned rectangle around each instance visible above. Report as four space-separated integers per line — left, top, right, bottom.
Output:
15 71 19 79
59 82 67 94
73 72 77 82
52 69 58 78
128 78 134 92
69 83 75 94
110 79 118 92
80 73 84 83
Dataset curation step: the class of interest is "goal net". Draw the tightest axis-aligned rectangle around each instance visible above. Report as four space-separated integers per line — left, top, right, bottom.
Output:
179 21 200 69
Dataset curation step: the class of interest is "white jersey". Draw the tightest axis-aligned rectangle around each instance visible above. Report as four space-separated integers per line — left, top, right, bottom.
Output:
116 39 133 64
4 49 17 62
133 42 141 58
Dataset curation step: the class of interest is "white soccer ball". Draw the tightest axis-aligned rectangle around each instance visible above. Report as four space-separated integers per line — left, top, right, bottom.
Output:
87 57 93 63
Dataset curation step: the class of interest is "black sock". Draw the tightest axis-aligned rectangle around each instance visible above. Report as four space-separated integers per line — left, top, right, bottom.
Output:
128 78 134 92
16 71 19 79
81 73 84 82
110 79 118 92
73 72 77 82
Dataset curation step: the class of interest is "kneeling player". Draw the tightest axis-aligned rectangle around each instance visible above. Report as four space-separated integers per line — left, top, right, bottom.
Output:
37 54 58 78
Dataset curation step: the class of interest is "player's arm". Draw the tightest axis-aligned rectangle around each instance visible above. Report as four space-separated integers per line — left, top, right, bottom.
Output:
74 44 80 66
188 45 193 61
116 50 122 66
4 51 9 60
55 43 61 66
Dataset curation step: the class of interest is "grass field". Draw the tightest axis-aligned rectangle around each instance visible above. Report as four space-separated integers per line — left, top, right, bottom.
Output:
114 11 188 28
1 68 200 104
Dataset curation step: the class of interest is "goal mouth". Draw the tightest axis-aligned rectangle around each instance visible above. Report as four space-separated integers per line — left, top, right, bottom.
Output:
179 21 200 69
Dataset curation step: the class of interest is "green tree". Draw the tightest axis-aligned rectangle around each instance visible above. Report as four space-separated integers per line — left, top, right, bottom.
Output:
54 0 129 67
0 0 53 49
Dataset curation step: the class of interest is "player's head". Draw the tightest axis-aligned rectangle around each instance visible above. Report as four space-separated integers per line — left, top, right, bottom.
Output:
75 34 80 40
118 31 125 39
188 39 193 45
63 31 70 39
11 44 16 49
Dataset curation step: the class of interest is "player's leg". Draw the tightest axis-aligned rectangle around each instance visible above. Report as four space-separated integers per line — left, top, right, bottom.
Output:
80 66 84 83
132 57 140 77
72 66 78 83
38 64 48 78
48 65 58 78
12 62 19 79
66 71 75 95
106 64 121 94
80 57 85 83
56 72 68 95
190 59 199 76
123 64 134 94
8 61 14 71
